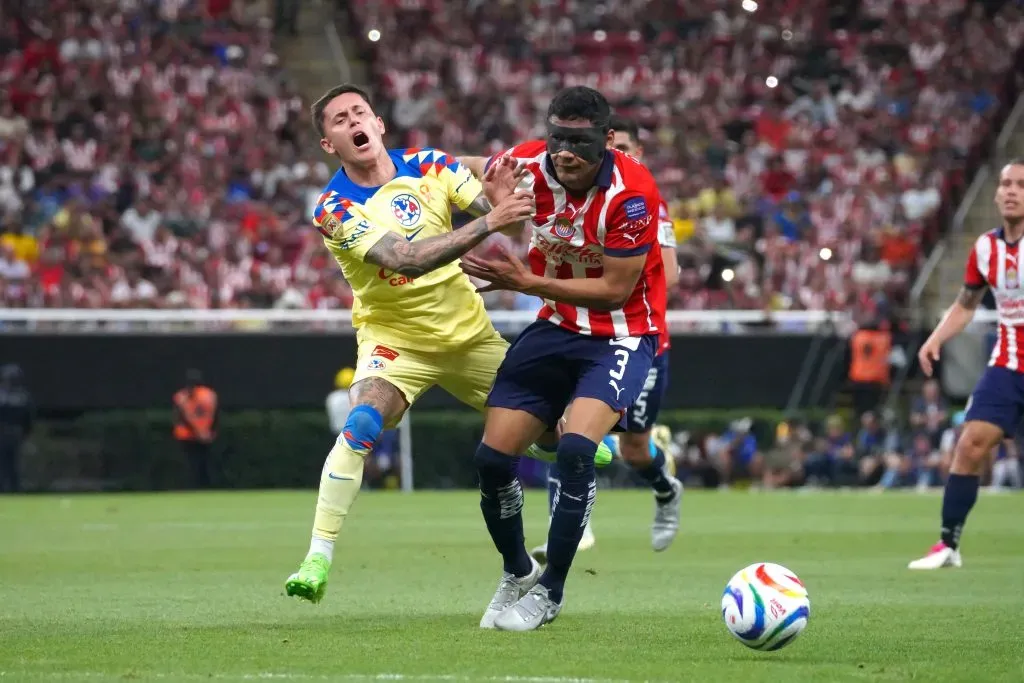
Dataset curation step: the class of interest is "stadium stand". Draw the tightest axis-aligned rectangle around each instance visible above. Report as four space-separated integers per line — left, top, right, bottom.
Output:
0 0 1022 315
346 0 1024 319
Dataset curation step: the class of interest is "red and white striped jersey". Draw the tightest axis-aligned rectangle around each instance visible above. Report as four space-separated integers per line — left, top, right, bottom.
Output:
965 228 1024 371
495 141 667 339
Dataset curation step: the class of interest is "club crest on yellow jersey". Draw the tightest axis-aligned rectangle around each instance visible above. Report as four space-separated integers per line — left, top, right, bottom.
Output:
391 194 422 227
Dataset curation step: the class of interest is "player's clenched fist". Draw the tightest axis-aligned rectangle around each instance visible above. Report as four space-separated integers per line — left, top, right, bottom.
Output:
485 191 535 233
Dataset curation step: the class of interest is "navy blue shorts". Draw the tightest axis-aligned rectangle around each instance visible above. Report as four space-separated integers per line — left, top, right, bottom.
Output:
487 320 658 430
964 365 1024 435
625 351 669 433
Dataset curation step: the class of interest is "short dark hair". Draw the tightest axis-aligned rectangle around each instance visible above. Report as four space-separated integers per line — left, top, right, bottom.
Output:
311 84 373 137
609 114 640 145
547 86 611 131
1005 157 1024 168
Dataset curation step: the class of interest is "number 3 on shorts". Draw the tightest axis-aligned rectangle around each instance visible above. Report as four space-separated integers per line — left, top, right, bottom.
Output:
610 349 629 380
608 337 641 380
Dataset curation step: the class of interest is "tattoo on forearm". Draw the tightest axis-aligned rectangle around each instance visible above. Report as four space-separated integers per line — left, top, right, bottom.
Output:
363 218 491 277
465 192 492 218
956 286 985 309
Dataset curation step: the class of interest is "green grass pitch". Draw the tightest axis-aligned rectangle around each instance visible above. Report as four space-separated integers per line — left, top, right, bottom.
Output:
1 489 1022 683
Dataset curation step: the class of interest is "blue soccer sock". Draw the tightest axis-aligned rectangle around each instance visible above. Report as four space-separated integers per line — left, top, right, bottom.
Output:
632 443 674 496
475 443 532 577
540 433 597 604
546 463 560 517
940 473 979 550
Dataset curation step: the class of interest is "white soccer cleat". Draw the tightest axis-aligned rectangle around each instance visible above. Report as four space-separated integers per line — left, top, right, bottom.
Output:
908 542 963 570
493 584 562 632
530 520 595 565
578 519 596 551
652 476 683 552
529 541 548 565
479 557 541 629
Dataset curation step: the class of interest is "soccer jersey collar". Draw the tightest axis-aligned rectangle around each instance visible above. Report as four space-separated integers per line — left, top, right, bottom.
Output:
544 151 615 192
997 227 1023 247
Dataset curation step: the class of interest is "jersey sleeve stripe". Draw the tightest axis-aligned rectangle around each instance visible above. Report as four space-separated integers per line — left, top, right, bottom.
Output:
995 238 1007 290
605 244 653 257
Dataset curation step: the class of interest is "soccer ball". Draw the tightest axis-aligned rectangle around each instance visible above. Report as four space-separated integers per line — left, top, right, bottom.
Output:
721 562 810 651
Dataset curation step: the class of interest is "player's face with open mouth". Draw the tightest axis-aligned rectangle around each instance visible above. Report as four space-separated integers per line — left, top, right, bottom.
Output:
996 163 1024 220
320 92 385 164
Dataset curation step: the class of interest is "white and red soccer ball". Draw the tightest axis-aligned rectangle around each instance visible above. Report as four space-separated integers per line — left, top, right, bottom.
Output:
721 562 810 651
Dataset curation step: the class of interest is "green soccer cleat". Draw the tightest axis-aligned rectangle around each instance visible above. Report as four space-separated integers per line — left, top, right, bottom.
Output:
526 437 617 468
285 553 331 604
595 435 618 468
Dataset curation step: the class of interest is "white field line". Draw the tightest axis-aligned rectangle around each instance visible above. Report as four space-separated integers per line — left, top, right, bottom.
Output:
0 672 660 683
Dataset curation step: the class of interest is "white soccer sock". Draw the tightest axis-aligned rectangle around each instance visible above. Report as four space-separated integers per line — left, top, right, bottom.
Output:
307 536 335 563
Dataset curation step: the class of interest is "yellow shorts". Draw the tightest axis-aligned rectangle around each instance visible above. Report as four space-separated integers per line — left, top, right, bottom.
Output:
352 331 509 427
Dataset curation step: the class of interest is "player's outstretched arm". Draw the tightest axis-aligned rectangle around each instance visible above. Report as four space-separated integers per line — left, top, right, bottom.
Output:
465 155 527 213
461 248 645 311
918 286 986 376
363 191 534 278
524 252 646 310
457 156 490 179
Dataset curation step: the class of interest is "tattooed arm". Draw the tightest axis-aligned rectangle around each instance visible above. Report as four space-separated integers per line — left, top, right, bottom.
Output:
465 191 492 218
363 190 535 278
363 219 495 278
918 285 987 377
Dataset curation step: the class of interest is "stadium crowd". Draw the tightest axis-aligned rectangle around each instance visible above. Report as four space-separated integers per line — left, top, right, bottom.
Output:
667 377 1022 491
0 0 1022 315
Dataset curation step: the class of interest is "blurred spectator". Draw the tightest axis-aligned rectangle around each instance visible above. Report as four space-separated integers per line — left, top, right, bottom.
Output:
762 420 813 489
910 378 949 445
901 176 942 221
172 369 218 490
711 417 762 486
991 439 1022 490
848 324 893 416
846 410 889 486
879 431 943 490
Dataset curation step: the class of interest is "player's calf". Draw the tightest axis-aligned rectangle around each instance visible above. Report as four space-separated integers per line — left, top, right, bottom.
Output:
619 430 675 497
475 443 532 578
910 420 1002 570
288 378 405 602
538 433 598 605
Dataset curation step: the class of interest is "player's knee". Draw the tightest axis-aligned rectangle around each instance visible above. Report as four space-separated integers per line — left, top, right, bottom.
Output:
341 405 384 453
954 428 998 470
556 433 599 473
474 442 517 474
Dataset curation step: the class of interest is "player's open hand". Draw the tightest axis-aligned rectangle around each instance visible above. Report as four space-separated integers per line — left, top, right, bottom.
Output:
460 244 535 294
918 338 941 377
483 154 529 206
485 190 535 234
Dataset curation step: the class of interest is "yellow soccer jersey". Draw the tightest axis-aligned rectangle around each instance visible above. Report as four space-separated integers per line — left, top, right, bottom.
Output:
313 148 496 352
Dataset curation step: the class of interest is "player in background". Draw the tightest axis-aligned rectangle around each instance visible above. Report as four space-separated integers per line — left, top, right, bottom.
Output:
529 115 683 562
909 159 1024 570
458 86 667 630
284 84 534 603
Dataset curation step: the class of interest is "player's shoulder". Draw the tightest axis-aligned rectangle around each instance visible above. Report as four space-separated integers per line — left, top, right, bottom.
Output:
393 146 464 179
506 140 548 162
610 149 658 193
973 228 1001 251
606 150 659 216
